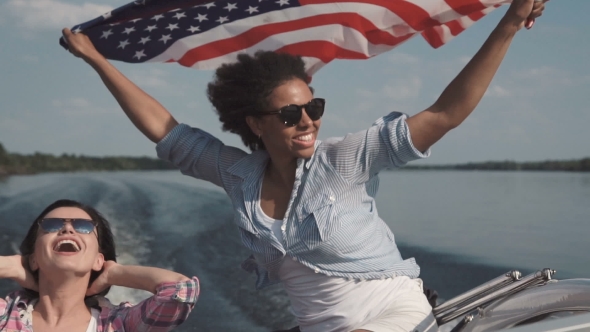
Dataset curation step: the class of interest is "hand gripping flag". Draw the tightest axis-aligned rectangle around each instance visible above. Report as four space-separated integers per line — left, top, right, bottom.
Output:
60 0 510 75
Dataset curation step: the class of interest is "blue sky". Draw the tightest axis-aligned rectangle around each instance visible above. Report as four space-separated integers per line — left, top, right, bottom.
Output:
0 0 588 165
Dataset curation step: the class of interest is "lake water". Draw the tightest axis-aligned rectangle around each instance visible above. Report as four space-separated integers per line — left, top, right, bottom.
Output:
1 170 589 331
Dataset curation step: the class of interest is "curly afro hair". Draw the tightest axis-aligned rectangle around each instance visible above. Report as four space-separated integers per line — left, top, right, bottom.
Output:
207 51 311 151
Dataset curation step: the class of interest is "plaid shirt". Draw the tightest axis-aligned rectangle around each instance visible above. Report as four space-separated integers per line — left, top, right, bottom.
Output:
0 277 199 332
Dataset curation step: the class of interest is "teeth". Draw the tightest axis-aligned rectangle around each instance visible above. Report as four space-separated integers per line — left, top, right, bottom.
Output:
295 134 312 142
54 240 80 252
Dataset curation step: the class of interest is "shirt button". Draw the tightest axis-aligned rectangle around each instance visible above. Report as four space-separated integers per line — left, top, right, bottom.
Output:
281 225 286 231
292 256 298 261
329 195 335 202
314 268 320 273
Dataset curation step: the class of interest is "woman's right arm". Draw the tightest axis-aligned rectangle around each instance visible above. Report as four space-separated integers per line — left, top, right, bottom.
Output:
0 255 36 290
62 28 177 143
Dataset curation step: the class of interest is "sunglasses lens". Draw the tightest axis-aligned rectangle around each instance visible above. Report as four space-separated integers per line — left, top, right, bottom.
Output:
306 99 325 120
40 218 65 233
39 218 95 234
279 105 302 127
72 219 96 234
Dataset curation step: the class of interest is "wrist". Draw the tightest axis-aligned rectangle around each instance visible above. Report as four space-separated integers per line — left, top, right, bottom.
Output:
497 16 524 34
83 52 107 68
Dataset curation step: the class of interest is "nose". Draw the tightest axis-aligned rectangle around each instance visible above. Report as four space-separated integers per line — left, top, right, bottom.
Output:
298 108 313 127
58 221 76 234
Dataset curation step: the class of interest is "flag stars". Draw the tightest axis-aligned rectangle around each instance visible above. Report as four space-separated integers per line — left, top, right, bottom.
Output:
100 29 113 39
72 27 82 34
138 36 151 44
145 25 157 32
130 18 142 23
195 13 208 22
117 39 130 49
165 23 179 31
123 27 136 35
224 3 238 11
203 2 215 9
102 12 112 20
151 14 165 21
276 0 289 6
246 6 259 14
159 34 172 44
173 12 186 20
187 26 200 33
216 16 229 24
133 50 146 60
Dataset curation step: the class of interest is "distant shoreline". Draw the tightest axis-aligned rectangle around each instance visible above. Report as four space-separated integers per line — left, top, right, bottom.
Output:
401 158 590 172
1 142 589 175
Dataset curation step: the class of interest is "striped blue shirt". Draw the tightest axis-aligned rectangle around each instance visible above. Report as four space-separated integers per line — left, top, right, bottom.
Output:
156 112 430 289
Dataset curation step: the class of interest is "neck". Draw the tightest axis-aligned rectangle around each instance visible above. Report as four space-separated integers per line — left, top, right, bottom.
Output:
34 274 91 326
267 155 298 187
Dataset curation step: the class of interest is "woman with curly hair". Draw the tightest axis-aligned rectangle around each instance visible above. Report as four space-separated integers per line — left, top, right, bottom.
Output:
62 0 545 330
0 199 199 332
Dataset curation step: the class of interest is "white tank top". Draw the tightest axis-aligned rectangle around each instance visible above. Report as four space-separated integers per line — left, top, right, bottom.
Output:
256 203 404 332
85 308 100 332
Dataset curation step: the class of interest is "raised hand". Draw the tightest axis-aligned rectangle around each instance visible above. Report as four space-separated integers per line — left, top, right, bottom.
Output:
502 0 547 31
86 260 119 296
61 28 103 62
0 255 38 291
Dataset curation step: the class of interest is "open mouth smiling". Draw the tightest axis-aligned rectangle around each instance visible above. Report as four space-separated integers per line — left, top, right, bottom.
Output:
53 239 81 253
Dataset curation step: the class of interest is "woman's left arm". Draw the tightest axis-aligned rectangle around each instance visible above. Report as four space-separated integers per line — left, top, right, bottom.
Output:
88 261 199 331
406 0 546 153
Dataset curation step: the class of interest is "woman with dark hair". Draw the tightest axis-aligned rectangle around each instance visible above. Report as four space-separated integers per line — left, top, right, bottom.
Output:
61 0 545 331
0 199 199 332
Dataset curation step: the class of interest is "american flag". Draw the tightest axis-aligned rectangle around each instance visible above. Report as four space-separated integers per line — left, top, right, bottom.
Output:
60 0 509 75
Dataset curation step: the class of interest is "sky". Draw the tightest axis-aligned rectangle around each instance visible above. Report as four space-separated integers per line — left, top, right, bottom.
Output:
0 0 588 165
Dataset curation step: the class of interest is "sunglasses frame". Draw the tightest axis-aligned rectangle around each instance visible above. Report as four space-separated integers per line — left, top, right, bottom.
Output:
38 218 97 234
263 98 326 127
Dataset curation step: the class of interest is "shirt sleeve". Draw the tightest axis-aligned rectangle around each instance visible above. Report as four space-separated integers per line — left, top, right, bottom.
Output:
324 112 430 184
118 277 200 332
0 295 8 326
156 124 248 190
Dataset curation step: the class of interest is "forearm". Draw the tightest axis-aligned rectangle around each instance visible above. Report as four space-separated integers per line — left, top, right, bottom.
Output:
85 54 178 143
0 256 19 279
432 21 519 128
107 264 190 294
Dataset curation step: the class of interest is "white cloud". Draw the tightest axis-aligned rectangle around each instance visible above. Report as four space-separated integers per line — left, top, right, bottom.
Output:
381 76 422 100
52 98 114 115
2 0 112 30
388 52 420 66
485 85 512 98
129 68 172 89
21 55 39 63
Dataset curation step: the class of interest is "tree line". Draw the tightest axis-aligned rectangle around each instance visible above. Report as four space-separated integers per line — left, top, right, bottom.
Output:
1 142 589 175
0 142 174 175
403 159 590 172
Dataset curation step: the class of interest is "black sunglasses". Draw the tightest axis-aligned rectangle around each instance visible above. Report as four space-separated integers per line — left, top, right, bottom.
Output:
262 98 325 127
39 218 97 234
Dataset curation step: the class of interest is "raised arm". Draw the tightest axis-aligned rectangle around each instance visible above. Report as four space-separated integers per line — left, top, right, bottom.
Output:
406 0 546 152
87 261 190 295
87 261 198 332
0 255 37 290
62 28 177 143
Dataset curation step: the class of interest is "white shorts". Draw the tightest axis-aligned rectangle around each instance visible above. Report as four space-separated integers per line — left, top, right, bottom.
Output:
354 278 438 332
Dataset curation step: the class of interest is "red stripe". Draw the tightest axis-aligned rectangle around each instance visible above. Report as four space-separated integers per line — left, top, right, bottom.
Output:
177 12 410 67
444 0 486 15
276 36 412 62
445 19 465 36
301 0 441 31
